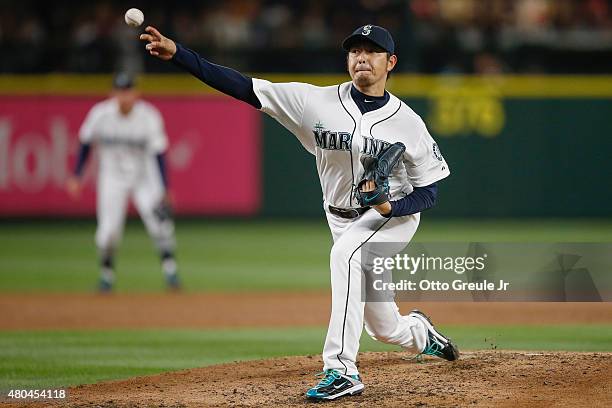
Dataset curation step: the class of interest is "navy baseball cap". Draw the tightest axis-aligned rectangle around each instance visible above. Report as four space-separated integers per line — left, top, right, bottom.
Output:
342 24 395 54
112 72 135 89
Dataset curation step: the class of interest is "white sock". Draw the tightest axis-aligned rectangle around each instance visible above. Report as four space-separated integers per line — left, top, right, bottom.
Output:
101 267 115 283
162 258 177 277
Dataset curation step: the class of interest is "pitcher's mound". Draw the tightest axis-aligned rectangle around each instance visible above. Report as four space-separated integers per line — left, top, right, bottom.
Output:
57 351 612 407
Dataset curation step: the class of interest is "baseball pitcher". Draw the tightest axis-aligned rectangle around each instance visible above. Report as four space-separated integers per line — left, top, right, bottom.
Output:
141 24 458 401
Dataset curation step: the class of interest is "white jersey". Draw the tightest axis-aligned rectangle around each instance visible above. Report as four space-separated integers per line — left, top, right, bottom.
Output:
252 80 450 209
79 98 168 184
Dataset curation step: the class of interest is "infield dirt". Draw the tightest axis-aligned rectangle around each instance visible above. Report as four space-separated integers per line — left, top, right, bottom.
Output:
1 293 611 329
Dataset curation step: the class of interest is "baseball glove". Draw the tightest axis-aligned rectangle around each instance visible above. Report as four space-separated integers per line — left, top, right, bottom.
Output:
153 200 173 223
355 142 406 206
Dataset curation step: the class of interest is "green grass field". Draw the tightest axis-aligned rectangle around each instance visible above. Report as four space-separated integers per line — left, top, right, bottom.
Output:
0 219 611 390
1 218 611 292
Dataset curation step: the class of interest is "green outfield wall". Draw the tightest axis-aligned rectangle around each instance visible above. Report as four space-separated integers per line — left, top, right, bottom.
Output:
1 75 610 217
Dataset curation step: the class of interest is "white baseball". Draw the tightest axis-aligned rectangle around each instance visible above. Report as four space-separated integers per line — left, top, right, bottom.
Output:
124 8 144 27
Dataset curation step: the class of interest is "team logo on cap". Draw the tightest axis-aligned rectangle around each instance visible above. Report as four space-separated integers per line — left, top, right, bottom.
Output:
362 25 372 35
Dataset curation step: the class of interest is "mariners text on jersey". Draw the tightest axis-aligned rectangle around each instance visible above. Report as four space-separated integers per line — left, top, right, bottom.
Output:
312 122 352 151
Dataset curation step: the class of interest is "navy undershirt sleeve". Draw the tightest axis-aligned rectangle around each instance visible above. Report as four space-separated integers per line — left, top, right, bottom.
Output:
171 43 261 109
73 143 91 177
156 153 168 189
385 183 438 217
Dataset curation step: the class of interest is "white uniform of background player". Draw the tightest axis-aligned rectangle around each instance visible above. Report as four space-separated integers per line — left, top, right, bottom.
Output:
140 23 458 401
68 74 180 292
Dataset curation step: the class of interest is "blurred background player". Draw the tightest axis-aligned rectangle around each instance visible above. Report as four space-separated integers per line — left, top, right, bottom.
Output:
66 73 181 292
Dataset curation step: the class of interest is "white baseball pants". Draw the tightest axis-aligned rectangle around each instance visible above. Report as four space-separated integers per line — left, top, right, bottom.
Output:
322 207 426 375
95 171 175 254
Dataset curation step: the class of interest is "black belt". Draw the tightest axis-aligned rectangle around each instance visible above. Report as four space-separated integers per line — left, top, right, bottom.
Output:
328 205 370 219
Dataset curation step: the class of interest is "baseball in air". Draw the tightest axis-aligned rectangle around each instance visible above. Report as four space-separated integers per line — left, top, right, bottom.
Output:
124 8 144 27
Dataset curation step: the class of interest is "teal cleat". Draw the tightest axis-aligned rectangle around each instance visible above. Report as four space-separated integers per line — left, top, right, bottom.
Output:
97 279 113 293
165 273 181 291
409 309 460 361
305 369 364 401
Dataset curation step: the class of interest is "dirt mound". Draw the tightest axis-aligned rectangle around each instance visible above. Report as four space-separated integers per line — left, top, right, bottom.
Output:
23 351 609 408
